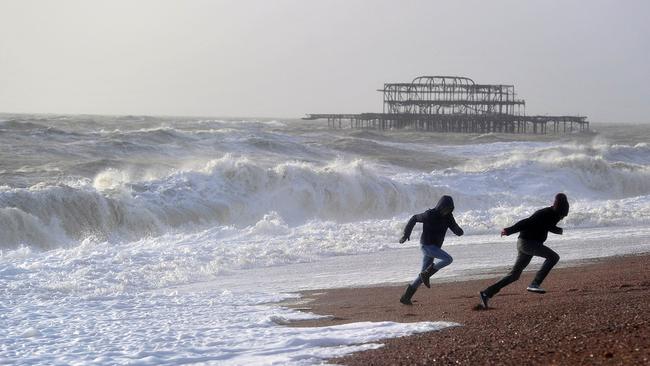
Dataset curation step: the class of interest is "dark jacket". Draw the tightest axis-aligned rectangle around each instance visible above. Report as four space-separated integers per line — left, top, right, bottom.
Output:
402 196 464 247
503 207 563 243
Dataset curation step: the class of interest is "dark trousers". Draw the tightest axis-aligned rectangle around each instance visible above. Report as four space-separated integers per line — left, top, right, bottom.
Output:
484 239 560 297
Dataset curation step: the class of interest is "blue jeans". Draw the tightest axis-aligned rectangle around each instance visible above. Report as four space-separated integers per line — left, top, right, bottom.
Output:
410 245 453 288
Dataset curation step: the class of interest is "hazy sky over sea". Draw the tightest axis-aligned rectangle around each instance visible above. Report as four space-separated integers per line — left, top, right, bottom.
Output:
1 0 648 122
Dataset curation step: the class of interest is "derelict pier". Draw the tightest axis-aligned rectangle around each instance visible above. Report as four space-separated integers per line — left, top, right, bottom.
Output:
304 76 588 134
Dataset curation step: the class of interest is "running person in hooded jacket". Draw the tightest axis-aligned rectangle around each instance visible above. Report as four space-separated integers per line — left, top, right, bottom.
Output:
479 193 570 309
399 195 464 305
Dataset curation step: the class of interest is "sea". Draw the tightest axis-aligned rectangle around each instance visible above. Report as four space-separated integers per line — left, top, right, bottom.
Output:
1 113 649 365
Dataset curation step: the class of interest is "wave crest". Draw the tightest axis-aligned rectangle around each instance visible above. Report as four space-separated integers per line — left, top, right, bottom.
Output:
0 156 446 249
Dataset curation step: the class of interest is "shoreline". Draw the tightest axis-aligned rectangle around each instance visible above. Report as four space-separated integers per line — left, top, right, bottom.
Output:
288 253 650 365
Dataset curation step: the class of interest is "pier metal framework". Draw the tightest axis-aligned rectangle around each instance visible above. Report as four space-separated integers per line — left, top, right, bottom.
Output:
304 75 588 134
381 76 525 116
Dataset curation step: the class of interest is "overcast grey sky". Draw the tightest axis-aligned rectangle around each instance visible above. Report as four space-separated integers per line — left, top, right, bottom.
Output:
1 0 649 122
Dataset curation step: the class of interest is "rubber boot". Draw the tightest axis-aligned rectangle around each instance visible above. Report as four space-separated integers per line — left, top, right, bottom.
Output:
400 285 417 305
419 265 439 288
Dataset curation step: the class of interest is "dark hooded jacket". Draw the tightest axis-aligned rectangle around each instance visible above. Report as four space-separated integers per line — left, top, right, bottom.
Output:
503 207 564 243
402 196 464 247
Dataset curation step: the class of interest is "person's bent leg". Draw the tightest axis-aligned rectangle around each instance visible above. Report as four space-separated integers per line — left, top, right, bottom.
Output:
430 246 454 271
530 245 560 286
419 246 453 288
483 250 532 298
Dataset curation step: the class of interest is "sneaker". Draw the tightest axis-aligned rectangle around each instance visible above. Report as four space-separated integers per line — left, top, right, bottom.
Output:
526 284 546 294
479 291 489 309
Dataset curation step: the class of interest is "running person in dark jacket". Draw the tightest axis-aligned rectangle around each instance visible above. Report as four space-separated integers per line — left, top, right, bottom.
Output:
399 195 464 305
479 193 570 309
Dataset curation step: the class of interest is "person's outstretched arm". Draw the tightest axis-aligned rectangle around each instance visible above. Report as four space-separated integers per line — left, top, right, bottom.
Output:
448 214 464 236
400 212 426 243
502 216 532 236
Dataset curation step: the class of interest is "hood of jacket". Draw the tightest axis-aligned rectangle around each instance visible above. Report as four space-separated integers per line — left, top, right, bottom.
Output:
552 193 569 218
434 195 455 214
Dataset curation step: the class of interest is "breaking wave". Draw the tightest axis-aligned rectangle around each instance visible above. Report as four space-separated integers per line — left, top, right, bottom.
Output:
0 156 447 249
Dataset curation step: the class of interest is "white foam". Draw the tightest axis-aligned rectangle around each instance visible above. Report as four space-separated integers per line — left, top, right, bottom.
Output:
0 247 457 365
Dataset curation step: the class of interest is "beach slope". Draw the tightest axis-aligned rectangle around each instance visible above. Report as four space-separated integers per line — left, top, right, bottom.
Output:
291 255 650 365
